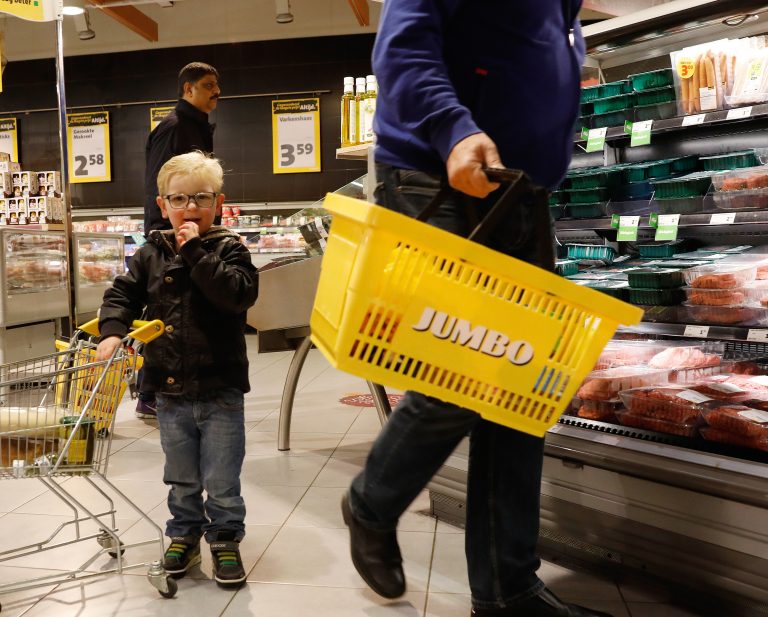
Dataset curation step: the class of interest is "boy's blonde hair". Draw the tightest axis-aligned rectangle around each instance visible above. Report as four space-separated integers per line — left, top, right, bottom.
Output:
156 151 224 196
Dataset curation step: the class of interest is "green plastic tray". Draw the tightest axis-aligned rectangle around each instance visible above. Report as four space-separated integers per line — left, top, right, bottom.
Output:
634 102 678 122
592 109 633 129
670 155 700 173
588 282 630 301
566 244 616 262
566 187 609 204
602 80 631 97
581 85 602 103
655 196 704 214
622 160 674 183
637 241 687 258
568 168 623 190
592 93 636 114
567 202 607 218
555 260 580 276
635 86 676 106
629 69 674 92
701 151 758 171
651 173 713 199
629 287 685 306
627 268 685 289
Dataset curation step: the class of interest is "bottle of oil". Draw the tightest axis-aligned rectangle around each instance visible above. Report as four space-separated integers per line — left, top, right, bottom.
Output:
360 74 378 144
352 77 366 146
340 77 355 147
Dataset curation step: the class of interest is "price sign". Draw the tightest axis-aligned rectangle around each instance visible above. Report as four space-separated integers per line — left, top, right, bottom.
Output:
0 0 57 21
272 98 321 174
66 111 111 183
710 212 736 225
655 214 680 241
726 106 752 120
682 114 706 127
585 127 607 153
630 120 653 147
617 216 640 241
0 117 18 162
684 325 710 338
149 106 175 131
747 329 768 343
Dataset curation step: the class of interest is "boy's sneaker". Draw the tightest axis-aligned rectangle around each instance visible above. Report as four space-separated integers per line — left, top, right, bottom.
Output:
210 539 246 587
163 536 201 579
135 398 157 419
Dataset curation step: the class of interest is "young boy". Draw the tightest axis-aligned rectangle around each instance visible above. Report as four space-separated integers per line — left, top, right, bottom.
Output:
96 151 258 587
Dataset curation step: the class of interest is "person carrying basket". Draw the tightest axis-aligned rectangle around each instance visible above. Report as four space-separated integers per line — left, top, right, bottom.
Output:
96 151 258 588
340 1 614 616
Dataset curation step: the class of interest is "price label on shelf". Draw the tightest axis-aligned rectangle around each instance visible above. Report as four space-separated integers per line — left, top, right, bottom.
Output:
684 325 710 338
726 106 753 120
0 117 19 162
271 98 321 174
617 216 640 241
585 127 607 153
747 329 768 343
630 120 653 147
655 214 680 241
66 111 110 183
682 114 706 127
710 212 736 225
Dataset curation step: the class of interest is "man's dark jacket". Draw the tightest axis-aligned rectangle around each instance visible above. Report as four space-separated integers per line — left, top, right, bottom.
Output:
99 226 258 397
144 99 215 232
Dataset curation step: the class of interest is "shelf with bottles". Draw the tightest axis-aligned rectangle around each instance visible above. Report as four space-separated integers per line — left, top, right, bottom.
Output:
339 75 378 153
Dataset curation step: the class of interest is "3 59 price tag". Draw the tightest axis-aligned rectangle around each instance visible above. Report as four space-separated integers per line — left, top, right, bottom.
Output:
272 98 321 174
67 111 111 183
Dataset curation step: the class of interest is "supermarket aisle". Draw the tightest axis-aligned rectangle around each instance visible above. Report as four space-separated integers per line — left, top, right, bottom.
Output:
0 335 711 617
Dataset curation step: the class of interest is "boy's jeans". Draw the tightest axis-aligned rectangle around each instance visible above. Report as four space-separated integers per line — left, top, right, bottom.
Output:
349 164 551 608
156 388 246 543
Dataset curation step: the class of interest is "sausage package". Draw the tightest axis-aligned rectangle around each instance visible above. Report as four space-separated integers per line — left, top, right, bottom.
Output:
670 40 729 115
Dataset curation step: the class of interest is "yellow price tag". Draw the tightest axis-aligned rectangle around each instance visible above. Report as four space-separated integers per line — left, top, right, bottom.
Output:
676 57 696 80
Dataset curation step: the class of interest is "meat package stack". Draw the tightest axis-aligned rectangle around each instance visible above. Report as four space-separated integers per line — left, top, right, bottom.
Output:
572 340 768 452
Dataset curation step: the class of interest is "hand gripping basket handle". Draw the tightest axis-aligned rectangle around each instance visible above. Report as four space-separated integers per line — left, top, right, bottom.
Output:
413 167 554 268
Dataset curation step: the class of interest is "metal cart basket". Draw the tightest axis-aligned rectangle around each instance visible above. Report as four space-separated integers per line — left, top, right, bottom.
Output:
0 318 179 611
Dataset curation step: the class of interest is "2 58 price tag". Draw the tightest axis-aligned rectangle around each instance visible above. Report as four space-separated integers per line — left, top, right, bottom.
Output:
67 111 111 183
272 98 321 174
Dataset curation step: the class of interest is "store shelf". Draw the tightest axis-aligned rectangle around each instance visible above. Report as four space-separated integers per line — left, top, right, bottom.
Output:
619 320 768 342
230 226 299 233
575 103 768 145
556 207 768 231
335 144 372 160
0 223 65 231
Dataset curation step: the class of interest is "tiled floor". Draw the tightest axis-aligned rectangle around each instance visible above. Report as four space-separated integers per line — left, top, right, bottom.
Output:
0 336 714 617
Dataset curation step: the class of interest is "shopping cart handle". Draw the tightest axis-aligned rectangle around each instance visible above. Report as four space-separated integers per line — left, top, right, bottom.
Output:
77 318 166 344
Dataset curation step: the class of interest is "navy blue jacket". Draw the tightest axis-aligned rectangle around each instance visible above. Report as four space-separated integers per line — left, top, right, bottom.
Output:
372 0 585 189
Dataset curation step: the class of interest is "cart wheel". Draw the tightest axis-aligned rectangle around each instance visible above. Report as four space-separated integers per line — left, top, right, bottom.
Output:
159 577 177 599
97 427 110 438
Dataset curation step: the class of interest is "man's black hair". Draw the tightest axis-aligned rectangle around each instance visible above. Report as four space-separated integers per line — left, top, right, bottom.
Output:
178 62 219 98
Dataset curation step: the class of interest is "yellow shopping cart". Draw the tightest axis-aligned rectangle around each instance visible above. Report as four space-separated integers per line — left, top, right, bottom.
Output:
311 171 643 437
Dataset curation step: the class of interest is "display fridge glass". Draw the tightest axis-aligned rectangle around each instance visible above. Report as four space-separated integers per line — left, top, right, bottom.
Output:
75 233 124 313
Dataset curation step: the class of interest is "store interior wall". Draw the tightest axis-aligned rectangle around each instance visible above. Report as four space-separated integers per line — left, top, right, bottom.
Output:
0 33 375 209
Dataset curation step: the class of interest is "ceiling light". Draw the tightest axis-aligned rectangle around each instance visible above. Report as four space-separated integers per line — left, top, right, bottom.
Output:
74 9 95 40
62 6 85 16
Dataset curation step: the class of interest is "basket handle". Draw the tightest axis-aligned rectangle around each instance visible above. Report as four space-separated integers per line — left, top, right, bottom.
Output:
77 318 165 345
413 167 544 243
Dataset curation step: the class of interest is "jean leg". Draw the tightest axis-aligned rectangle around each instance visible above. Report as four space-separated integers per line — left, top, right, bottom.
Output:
156 395 205 538
197 388 246 543
350 391 478 529
466 420 546 608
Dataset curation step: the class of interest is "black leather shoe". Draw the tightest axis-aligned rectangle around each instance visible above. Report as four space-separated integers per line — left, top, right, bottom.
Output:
471 586 613 617
340 492 405 599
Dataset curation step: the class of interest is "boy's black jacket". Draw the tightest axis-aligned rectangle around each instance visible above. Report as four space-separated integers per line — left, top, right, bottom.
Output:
99 225 258 396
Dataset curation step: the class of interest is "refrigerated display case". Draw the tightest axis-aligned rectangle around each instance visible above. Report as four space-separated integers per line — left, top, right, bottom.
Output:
0 229 67 364
73 232 124 315
427 4 768 615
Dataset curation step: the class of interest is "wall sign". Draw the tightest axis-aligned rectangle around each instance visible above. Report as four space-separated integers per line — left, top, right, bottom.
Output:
150 106 175 131
0 0 58 21
272 98 321 174
0 118 18 162
67 111 111 183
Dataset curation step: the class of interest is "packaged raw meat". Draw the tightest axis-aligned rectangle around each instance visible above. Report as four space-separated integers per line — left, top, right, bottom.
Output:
575 399 624 422
619 387 709 424
683 287 748 306
617 409 699 437
647 346 721 370
683 264 757 289
682 303 766 326
594 341 666 370
577 367 670 402
702 404 768 439
700 426 768 451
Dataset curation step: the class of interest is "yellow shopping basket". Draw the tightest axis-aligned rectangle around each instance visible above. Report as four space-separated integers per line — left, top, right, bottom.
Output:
310 181 643 437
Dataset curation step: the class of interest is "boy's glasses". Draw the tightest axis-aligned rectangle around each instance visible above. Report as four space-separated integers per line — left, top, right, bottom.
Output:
164 192 217 209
